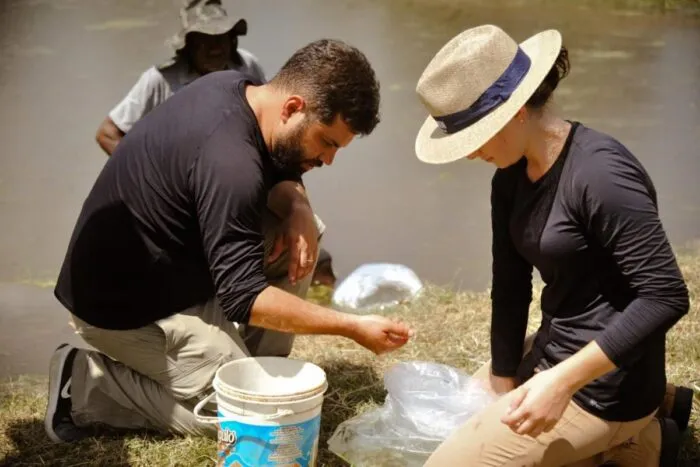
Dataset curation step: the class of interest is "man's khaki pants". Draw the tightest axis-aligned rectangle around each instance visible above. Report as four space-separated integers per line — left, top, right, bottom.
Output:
424 336 662 467
68 213 325 437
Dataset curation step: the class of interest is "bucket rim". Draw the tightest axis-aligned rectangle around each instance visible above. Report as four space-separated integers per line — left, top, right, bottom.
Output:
215 396 325 420
214 356 328 400
214 377 328 404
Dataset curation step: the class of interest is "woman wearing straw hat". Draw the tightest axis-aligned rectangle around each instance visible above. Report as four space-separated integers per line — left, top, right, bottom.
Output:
415 25 693 466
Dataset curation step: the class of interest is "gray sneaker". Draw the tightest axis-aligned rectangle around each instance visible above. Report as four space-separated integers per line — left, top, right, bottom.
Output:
44 344 88 443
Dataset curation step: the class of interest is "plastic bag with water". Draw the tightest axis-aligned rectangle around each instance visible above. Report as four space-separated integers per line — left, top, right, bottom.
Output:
331 263 423 313
328 361 495 466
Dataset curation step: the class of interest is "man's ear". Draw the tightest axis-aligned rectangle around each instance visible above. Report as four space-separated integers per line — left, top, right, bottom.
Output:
280 95 306 124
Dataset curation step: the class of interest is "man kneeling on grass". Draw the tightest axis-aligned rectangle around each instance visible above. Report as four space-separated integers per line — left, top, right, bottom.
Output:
46 38 412 442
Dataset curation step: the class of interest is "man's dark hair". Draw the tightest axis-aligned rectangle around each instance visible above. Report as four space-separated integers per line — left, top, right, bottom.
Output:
270 39 381 136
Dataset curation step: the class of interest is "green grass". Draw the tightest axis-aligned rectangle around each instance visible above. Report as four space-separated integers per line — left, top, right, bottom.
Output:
2 248 699 466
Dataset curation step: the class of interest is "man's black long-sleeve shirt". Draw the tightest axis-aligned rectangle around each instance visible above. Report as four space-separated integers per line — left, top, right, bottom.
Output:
55 71 298 330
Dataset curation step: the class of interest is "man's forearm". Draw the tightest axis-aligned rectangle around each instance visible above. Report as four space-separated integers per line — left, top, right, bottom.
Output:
249 285 357 338
267 181 309 219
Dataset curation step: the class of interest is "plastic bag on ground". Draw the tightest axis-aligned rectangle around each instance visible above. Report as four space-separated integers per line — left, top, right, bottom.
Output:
328 361 495 466
331 263 423 313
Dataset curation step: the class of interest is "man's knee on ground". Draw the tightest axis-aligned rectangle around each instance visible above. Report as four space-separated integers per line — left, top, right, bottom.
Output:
261 209 327 283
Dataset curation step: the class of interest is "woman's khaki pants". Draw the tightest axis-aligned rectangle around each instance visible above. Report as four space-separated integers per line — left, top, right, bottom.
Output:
424 337 662 467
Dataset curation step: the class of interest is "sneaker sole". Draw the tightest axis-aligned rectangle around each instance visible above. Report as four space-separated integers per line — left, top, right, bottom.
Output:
44 344 73 443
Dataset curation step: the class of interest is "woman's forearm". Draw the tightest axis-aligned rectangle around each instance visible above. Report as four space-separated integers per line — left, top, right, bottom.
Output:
551 340 616 393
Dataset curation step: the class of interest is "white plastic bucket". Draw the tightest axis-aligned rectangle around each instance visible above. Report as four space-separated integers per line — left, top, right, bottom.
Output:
194 356 328 467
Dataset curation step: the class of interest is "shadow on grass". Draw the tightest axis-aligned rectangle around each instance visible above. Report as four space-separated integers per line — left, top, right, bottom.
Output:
1 417 217 467
0 361 381 467
315 360 385 466
679 423 700 467
2 418 132 466
1 417 202 467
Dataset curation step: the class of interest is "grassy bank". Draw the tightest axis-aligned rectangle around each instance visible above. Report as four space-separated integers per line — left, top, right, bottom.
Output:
392 0 700 14
2 249 699 466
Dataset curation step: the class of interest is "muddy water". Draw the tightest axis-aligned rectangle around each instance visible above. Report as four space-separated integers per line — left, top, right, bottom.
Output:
0 0 699 375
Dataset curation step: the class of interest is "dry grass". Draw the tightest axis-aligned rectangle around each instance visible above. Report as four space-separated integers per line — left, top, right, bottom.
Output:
1 249 699 466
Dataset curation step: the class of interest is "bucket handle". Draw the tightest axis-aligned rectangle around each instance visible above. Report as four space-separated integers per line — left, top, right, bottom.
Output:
193 392 296 424
193 393 219 424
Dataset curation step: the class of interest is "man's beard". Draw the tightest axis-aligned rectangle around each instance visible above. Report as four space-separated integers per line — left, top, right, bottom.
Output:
269 122 308 178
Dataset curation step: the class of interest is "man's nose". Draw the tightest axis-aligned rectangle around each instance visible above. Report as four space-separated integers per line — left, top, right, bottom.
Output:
321 150 337 166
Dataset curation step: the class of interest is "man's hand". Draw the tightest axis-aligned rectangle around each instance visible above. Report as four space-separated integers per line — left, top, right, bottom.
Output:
500 368 574 438
268 203 319 284
250 287 413 355
349 315 413 355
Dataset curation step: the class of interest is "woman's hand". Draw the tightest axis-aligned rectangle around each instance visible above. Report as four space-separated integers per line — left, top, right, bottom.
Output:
499 341 616 438
500 367 574 438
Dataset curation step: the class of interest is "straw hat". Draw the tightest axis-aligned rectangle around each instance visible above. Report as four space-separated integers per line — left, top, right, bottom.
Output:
414 25 562 164
166 0 247 52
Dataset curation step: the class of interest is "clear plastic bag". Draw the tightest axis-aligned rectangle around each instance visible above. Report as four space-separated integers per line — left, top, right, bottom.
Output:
328 361 495 466
331 263 423 313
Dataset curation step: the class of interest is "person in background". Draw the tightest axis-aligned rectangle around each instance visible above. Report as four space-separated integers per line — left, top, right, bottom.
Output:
414 25 692 466
96 0 266 155
46 38 412 444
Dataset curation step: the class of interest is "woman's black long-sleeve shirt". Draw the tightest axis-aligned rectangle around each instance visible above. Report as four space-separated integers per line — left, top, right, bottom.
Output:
490 122 689 422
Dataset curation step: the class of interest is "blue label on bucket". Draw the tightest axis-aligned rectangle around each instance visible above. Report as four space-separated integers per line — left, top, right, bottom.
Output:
217 414 321 467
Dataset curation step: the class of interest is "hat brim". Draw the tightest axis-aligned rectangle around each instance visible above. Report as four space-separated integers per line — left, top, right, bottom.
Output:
414 29 563 165
167 18 247 51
